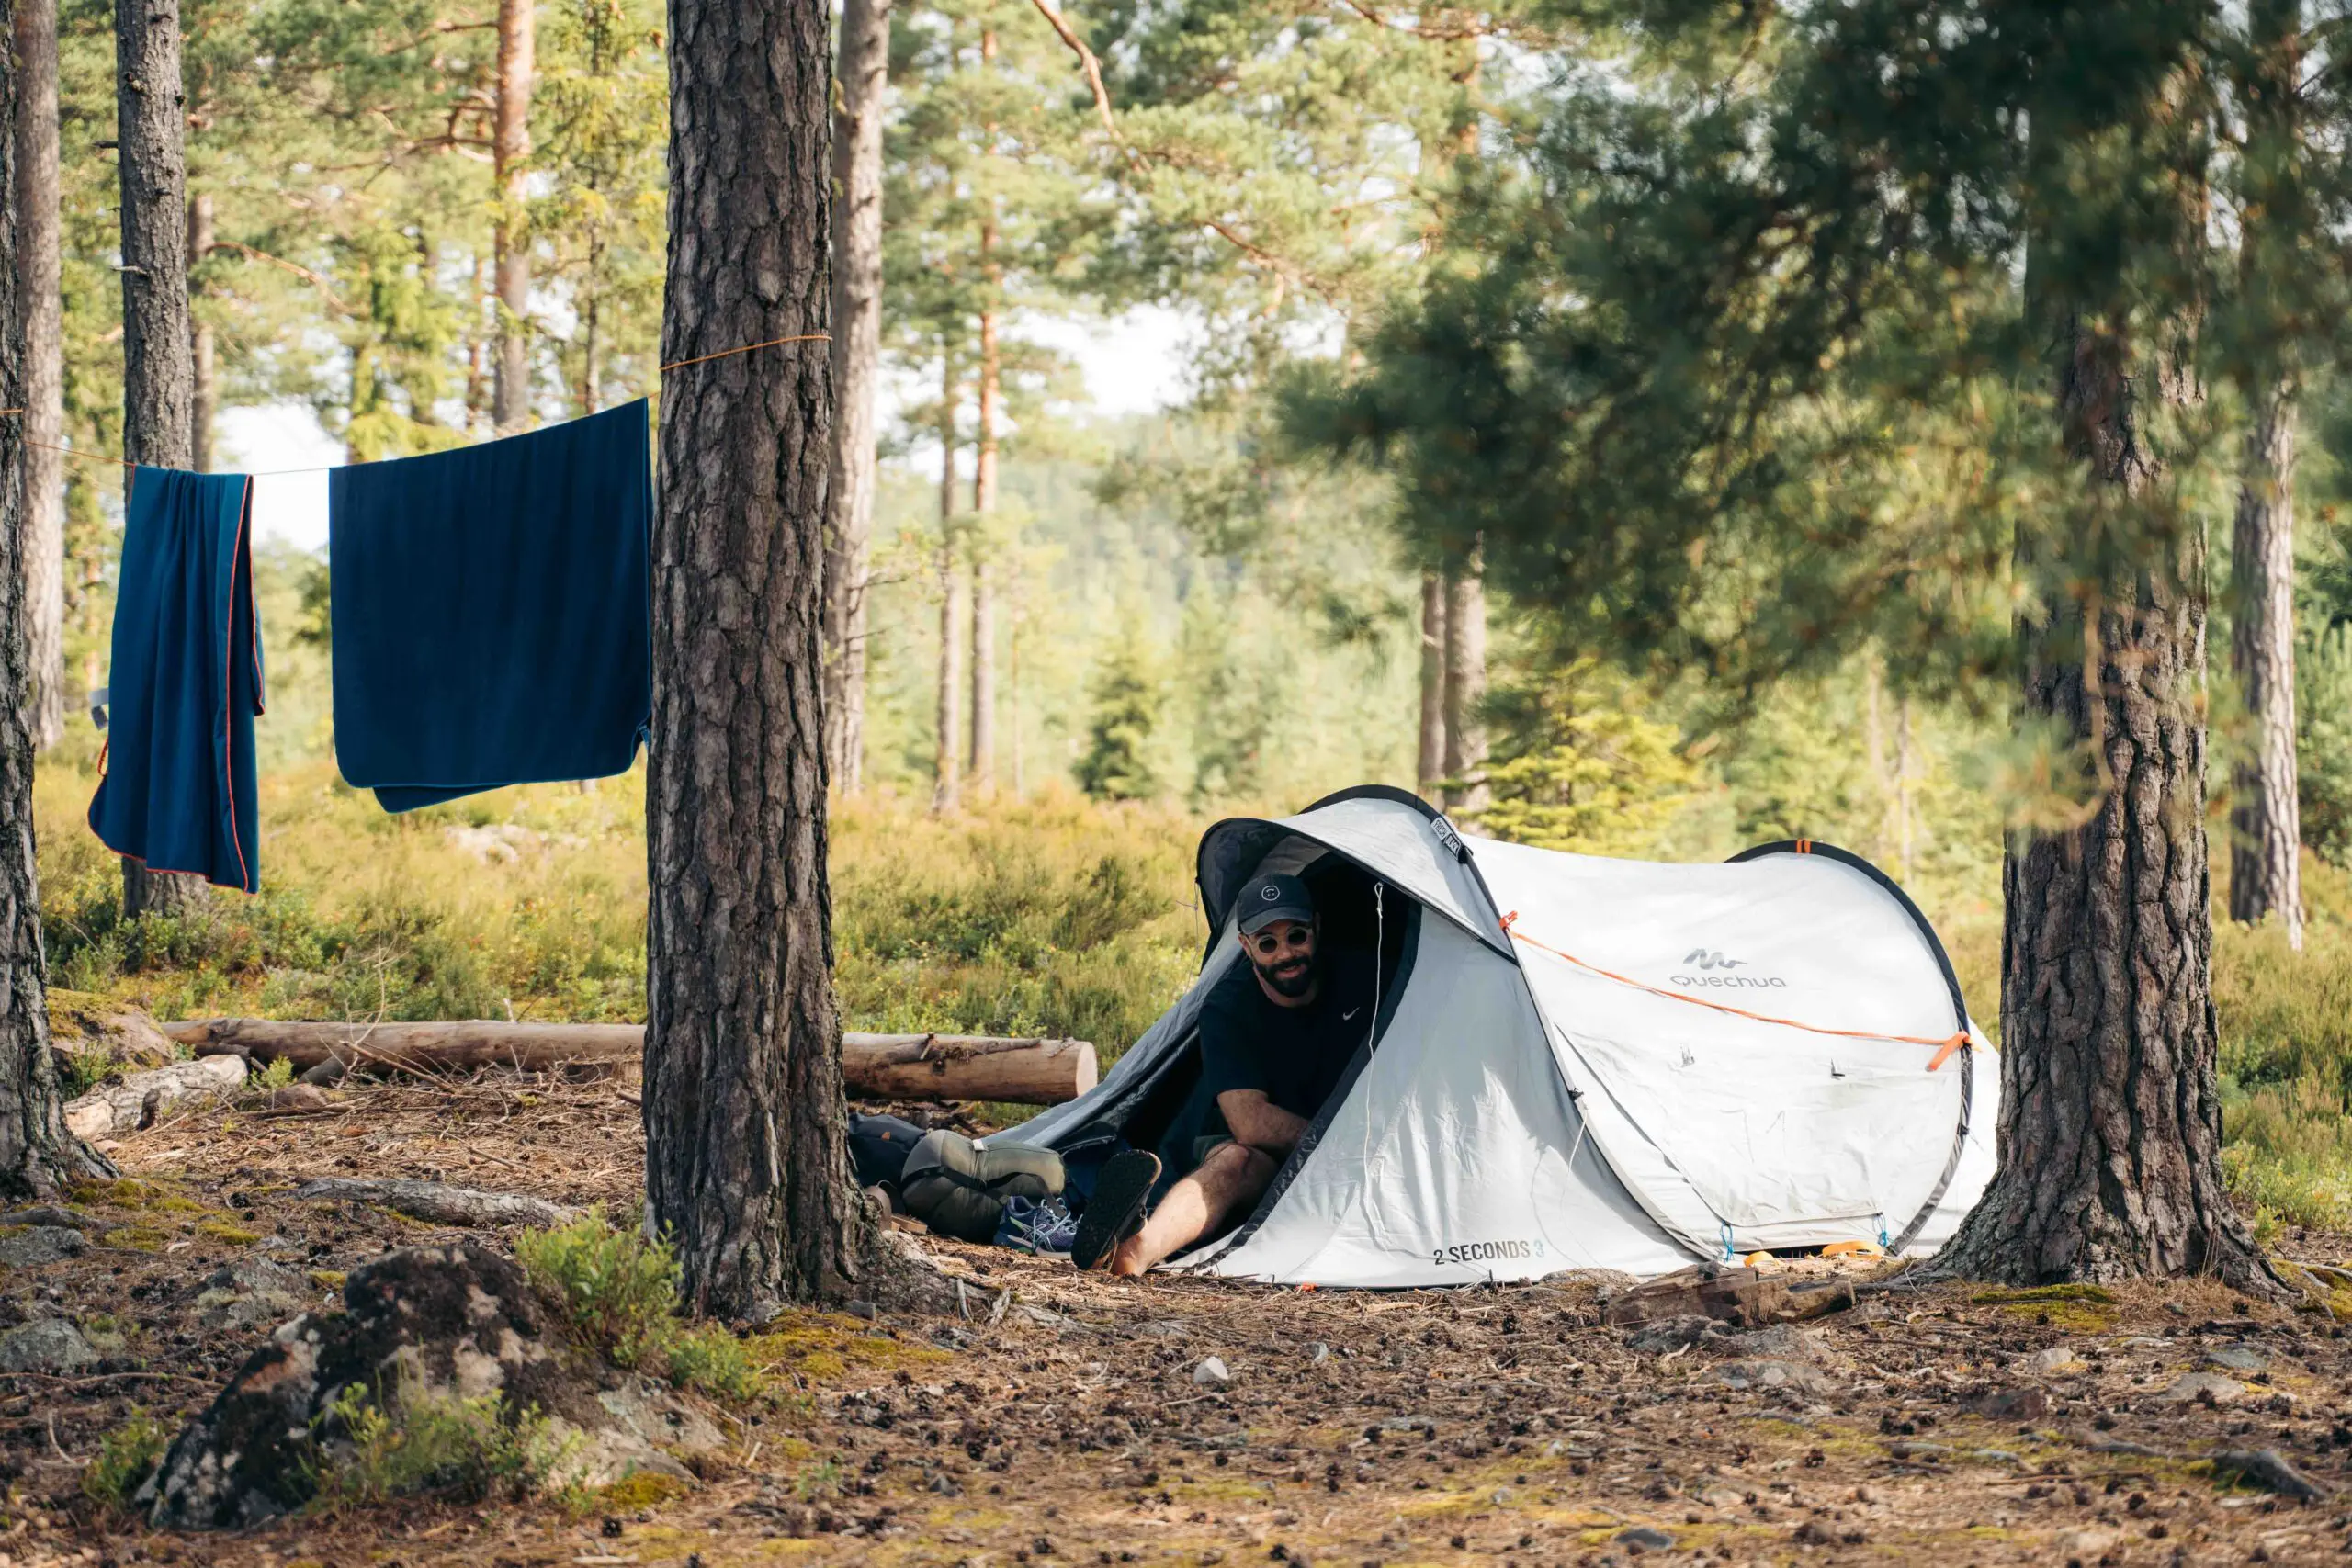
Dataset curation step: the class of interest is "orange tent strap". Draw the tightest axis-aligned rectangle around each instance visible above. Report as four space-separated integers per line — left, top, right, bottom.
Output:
1506 924 1966 1068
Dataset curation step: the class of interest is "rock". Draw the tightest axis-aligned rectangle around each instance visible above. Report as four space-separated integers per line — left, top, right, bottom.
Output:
267 1083 338 1113
1125 1318 1193 1340
1307 1342 1330 1365
2160 1371 2245 1404
2064 1529 2119 1558
2211 1448 2327 1501
1615 1526 1674 1551
2028 1347 2081 1373
144 1244 722 1529
62 1055 246 1141
0 1225 85 1269
0 1318 97 1373
44 994 175 1072
1193 1356 1231 1386
1967 1386 2049 1421
1627 1315 1733 1355
190 1258 312 1334
845 1300 878 1322
2204 1343 2269 1374
1724 1324 1835 1364
1708 1359 1836 1396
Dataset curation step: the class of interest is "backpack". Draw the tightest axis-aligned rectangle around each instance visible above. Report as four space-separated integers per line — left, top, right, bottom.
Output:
899 1129 1066 1243
847 1113 929 1199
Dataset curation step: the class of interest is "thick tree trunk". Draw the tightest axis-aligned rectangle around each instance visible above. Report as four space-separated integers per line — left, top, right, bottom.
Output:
2227 385 2302 950
1416 570 1445 798
933 367 963 814
1441 547 1487 812
186 191 212 470
820 0 888 797
116 0 204 923
0 28 100 1194
492 0 534 434
1936 316 2275 1292
969 300 998 796
12 0 60 751
648 0 867 1316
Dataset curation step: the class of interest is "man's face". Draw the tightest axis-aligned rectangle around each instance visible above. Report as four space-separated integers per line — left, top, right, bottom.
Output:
1243 917 1318 998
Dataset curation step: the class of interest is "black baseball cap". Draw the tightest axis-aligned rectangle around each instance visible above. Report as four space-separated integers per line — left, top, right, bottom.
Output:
1238 873 1316 936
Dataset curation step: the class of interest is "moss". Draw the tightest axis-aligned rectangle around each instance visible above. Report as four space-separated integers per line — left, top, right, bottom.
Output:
589 1471 693 1512
69 1178 199 1213
102 1226 168 1253
1970 1284 2120 1331
309 1269 348 1292
747 1312 952 1385
197 1219 262 1246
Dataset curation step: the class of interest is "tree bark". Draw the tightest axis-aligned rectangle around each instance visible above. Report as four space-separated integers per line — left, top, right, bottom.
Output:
0 25 99 1195
2226 417 2302 949
933 360 963 814
116 0 205 923
492 0 534 434
969 299 998 795
820 0 888 797
1935 315 2275 1292
186 191 212 470
12 0 60 751
649 0 866 1318
1416 569 1445 799
1441 546 1487 812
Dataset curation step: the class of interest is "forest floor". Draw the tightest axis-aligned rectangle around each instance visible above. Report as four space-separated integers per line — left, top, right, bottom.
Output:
17 1070 2352 1568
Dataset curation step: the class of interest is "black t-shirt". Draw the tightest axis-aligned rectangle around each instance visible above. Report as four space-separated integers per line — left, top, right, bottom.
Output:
1197 945 1378 1129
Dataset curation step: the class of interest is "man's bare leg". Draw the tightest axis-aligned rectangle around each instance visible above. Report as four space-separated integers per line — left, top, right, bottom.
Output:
1110 1143 1276 1277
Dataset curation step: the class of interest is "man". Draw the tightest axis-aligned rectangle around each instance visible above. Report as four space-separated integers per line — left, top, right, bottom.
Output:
1072 873 1378 1274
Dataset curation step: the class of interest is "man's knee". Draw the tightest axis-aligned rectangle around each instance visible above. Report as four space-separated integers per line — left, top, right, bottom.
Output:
1201 1139 1278 1194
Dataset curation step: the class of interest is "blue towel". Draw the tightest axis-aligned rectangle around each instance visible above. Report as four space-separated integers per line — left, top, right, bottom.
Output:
88 468 266 894
328 400 653 812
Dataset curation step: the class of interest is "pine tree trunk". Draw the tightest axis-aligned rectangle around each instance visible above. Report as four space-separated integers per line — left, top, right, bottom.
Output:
2227 394 2302 950
116 0 204 923
12 0 61 752
492 0 533 434
932 363 962 814
968 299 998 796
186 191 212 470
819 0 888 798
1417 569 1445 799
1935 315 2275 1292
645 0 867 1317
0 23 101 1194
1442 546 1487 812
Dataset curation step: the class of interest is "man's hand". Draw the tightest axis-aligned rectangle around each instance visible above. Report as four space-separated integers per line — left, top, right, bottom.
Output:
1218 1089 1309 1159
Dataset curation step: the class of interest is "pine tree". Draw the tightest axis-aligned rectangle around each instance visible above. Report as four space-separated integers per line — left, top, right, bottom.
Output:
1075 624 1162 801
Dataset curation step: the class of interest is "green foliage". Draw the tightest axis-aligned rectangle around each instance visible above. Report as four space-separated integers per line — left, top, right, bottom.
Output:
253 1056 296 1093
314 1385 575 1509
1474 660 1701 857
1074 627 1165 801
514 1211 678 1370
2300 622 2352 868
81 1410 168 1510
665 1325 763 1403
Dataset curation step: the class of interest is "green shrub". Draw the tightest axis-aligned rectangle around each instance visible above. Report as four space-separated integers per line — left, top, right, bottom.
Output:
253 1056 295 1093
314 1385 574 1508
665 1323 763 1402
82 1410 168 1509
515 1211 679 1368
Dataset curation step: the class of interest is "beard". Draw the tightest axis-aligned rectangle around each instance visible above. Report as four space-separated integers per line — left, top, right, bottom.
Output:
1253 951 1317 998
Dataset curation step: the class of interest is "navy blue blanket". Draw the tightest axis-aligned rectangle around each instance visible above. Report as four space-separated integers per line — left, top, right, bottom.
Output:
88 468 265 893
328 400 653 811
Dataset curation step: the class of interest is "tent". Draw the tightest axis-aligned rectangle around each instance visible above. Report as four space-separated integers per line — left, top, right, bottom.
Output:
1000 785 1998 1288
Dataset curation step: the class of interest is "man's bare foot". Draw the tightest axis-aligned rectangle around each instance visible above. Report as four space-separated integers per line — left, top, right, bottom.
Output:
1109 1233 1150 1276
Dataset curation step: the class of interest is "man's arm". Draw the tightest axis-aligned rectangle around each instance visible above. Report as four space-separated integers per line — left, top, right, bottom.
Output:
1218 1089 1308 1159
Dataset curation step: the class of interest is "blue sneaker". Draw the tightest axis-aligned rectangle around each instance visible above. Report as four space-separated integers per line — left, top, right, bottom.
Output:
994 1196 1080 1255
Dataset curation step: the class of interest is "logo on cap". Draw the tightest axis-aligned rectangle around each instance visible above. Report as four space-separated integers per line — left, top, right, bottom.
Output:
1261 885 1281 902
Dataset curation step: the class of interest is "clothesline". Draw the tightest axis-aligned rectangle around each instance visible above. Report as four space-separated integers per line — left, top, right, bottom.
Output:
0 330 830 476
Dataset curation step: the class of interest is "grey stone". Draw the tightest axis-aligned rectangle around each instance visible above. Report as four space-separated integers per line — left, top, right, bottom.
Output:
1626 1315 1732 1355
1709 1359 1836 1396
0 1318 96 1373
1125 1318 1193 1340
1193 1355 1231 1386
1724 1324 1833 1364
1307 1342 1330 1365
192 1258 311 1333
2029 1347 2081 1373
0 1225 85 1269
2160 1371 2245 1404
1615 1527 1674 1551
2204 1343 2268 1374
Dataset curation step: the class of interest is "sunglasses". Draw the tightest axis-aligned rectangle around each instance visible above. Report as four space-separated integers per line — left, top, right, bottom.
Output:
1248 926 1314 957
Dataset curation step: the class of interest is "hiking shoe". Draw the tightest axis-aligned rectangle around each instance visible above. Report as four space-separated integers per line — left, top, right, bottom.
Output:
994 1196 1079 1256
1071 1149 1159 1271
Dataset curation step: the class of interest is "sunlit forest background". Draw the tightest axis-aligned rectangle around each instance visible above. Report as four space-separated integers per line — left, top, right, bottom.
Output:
28 0 2352 1238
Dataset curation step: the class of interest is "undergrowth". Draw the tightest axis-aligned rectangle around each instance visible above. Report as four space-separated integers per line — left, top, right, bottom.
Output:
313 1385 575 1509
514 1210 765 1401
81 1410 168 1509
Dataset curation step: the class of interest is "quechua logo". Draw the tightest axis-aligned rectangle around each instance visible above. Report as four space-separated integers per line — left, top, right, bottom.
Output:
1672 947 1787 988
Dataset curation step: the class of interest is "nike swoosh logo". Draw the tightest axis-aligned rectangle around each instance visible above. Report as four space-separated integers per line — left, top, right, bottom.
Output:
1342 1009 1363 1021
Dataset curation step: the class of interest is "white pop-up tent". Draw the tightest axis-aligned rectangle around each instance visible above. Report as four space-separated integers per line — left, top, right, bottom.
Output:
1001 786 1997 1288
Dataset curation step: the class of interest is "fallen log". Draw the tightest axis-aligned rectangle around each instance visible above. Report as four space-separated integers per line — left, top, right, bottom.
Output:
1602 1263 1856 1329
292 1178 578 1229
164 1019 1099 1104
62 1055 248 1142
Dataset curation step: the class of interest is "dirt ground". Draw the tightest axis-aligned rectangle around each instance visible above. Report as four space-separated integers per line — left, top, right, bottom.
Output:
14 1069 2352 1568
